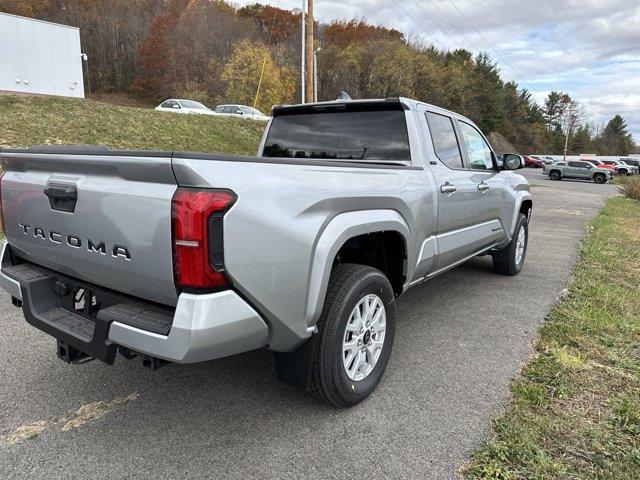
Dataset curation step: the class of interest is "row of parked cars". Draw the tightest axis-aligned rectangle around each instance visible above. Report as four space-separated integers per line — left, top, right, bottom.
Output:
524 154 639 175
154 99 271 121
505 153 639 184
542 158 639 184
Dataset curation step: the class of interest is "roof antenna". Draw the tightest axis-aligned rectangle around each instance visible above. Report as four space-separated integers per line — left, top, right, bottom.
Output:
337 91 352 101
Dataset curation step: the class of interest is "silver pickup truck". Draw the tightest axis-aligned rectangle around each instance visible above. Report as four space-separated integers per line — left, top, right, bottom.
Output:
0 98 532 406
544 160 613 184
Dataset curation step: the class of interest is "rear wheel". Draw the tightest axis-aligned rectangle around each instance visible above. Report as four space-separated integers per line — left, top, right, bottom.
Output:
307 264 396 407
492 214 528 276
549 170 561 181
594 173 606 184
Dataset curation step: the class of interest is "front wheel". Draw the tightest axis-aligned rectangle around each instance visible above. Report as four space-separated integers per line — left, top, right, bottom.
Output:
307 264 396 407
549 170 561 181
492 213 529 276
594 173 606 184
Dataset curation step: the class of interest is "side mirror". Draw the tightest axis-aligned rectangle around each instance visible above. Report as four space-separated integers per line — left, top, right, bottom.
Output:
503 154 522 171
172 104 181 109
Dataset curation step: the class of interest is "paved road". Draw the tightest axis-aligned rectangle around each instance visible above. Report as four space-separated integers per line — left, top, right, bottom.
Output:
0 170 618 479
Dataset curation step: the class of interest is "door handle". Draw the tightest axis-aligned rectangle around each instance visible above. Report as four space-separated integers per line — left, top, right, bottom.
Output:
478 182 490 192
440 183 457 194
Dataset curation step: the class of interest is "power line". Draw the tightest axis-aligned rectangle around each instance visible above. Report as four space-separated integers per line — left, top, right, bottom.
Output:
422 0 483 55
391 0 447 50
445 0 537 92
408 0 465 52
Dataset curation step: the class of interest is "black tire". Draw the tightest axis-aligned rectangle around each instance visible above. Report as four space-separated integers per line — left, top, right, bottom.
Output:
307 264 396 407
549 170 561 181
492 213 529 276
594 173 606 184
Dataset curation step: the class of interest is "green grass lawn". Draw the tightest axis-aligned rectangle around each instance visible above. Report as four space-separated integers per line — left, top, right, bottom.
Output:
465 196 640 479
0 95 265 155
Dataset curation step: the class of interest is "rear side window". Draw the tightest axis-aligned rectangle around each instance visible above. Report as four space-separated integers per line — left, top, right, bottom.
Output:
426 112 463 169
263 110 411 162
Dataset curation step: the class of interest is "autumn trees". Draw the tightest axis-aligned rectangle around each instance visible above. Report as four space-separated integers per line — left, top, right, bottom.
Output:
0 0 635 154
222 40 296 113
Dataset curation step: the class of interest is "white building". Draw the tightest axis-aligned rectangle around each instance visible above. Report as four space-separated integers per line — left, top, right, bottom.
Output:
0 12 85 98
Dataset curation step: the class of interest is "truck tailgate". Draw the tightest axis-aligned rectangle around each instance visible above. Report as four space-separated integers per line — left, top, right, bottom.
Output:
0 149 178 306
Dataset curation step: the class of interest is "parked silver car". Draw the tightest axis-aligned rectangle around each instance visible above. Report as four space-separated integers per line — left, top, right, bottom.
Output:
213 104 270 121
0 98 532 406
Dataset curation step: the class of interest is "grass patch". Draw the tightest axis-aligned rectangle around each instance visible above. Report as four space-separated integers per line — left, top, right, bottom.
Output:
0 95 265 155
465 197 640 479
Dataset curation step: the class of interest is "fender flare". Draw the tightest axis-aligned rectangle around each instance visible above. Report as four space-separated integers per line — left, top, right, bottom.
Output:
304 210 410 330
507 191 533 239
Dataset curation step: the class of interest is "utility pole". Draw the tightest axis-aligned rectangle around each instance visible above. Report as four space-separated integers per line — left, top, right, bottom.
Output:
300 0 306 104
561 94 573 163
313 47 320 103
305 0 314 103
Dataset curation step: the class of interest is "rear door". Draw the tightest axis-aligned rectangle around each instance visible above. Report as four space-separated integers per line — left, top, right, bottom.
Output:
1 149 178 306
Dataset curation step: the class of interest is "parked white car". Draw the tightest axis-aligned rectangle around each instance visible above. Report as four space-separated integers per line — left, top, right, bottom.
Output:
214 104 270 121
155 99 216 116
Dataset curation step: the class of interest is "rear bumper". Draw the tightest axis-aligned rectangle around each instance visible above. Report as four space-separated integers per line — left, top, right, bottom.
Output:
108 291 269 363
0 242 269 364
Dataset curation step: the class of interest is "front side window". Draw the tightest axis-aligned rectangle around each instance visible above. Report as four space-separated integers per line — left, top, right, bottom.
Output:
263 109 411 162
214 106 224 113
426 112 463 169
458 122 494 170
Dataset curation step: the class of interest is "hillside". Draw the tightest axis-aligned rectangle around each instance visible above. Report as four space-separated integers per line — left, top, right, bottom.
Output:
0 96 265 155
487 131 518 154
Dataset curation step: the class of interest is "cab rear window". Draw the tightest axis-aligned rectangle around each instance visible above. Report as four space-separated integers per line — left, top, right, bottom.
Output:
263 110 411 162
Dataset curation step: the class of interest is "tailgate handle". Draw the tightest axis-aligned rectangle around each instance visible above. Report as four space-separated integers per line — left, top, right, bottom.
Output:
44 184 78 213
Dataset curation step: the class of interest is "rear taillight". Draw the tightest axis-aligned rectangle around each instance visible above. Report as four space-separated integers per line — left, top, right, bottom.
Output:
171 188 236 290
0 171 5 234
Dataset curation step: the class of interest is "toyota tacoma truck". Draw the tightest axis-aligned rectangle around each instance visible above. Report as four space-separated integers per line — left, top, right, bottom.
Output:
544 160 613 184
0 98 532 407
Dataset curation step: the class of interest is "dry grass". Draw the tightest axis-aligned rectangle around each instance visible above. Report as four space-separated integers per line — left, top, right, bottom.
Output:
617 176 640 201
61 393 139 432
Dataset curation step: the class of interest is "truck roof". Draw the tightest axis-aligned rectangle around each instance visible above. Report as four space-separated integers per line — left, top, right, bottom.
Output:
272 97 477 127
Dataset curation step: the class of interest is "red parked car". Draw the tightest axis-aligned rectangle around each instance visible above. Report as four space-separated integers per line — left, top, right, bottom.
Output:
583 159 616 172
523 155 543 168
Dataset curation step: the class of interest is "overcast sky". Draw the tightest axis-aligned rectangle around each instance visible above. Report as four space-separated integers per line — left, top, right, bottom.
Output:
233 0 640 141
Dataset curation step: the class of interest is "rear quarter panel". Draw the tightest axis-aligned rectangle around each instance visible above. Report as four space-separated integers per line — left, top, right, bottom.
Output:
172 156 435 351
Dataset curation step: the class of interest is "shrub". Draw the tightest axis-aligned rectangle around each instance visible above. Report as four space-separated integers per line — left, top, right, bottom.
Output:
618 176 640 201
172 81 210 105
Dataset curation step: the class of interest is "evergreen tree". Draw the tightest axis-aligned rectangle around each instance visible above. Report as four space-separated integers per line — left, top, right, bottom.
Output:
596 115 637 155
